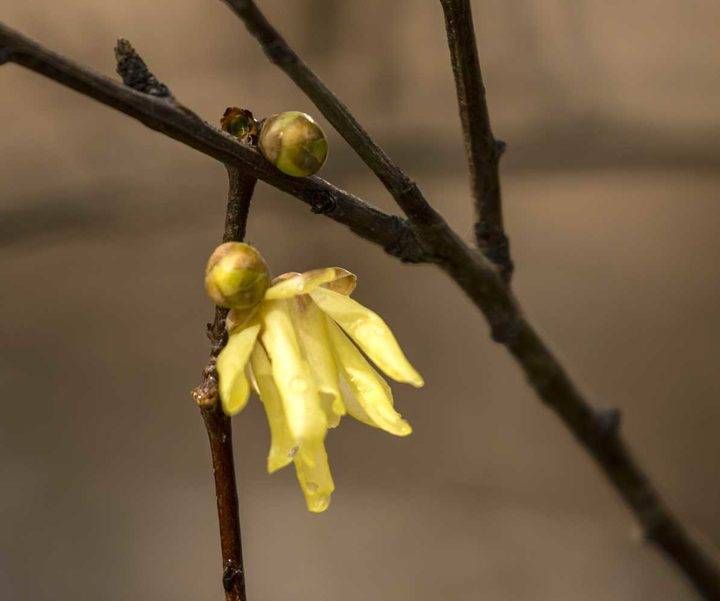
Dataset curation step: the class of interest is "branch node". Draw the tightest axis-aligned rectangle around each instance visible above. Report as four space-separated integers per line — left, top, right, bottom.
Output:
495 139 507 158
310 190 337 214
474 225 513 281
223 561 246 594
114 38 172 98
594 407 622 439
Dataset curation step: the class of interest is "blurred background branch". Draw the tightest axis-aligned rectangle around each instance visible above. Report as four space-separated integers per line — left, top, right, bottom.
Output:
440 0 511 280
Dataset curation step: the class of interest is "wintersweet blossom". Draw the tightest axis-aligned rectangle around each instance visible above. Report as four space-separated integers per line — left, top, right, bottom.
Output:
205 242 423 512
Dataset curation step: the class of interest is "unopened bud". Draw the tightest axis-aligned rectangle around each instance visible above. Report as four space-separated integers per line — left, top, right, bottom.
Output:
204 242 270 310
258 111 328 177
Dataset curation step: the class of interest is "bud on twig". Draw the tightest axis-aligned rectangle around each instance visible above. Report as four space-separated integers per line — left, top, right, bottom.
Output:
258 111 328 177
205 242 270 310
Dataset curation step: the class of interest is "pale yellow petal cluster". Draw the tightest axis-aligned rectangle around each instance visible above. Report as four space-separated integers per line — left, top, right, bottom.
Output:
213 260 422 512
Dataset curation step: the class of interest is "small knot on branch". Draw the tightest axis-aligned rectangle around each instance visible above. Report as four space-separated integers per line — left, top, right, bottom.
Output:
114 39 172 98
310 190 337 214
594 406 622 439
223 561 246 595
192 367 218 408
495 139 507 158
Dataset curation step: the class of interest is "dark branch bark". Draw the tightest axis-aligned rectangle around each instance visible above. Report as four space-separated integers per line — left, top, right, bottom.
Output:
439 0 512 281
0 22 427 264
2 17 720 599
192 167 258 601
219 4 720 598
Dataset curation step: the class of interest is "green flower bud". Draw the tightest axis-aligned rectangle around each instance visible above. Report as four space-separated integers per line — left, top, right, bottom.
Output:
205 242 270 310
258 111 328 177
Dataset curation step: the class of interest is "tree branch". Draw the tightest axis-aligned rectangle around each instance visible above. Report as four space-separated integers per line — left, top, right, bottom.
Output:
111 38 253 601
2 17 719 599
192 166 257 601
439 0 512 281
220 3 720 597
0 22 428 265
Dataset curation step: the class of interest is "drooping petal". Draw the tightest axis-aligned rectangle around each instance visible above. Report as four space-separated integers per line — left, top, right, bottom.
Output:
259 299 327 443
249 344 298 473
293 439 335 513
290 295 345 428
310 287 423 387
265 268 356 300
337 373 376 428
326 319 412 436
216 320 261 415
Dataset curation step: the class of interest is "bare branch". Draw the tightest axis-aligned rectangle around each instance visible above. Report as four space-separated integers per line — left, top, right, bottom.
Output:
0 22 428 264
219 3 720 597
439 0 512 280
2 17 720 598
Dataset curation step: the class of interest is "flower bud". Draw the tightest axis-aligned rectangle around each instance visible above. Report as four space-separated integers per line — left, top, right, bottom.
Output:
205 242 270 309
221 107 259 143
258 111 328 177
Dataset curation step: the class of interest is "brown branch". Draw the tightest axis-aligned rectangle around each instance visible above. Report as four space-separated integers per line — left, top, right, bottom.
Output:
193 167 257 601
112 39 252 601
219 3 720 598
0 22 427 264
2 17 720 599
439 0 512 281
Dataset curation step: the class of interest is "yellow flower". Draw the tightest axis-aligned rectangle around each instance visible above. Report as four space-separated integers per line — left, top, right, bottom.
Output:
205 243 424 512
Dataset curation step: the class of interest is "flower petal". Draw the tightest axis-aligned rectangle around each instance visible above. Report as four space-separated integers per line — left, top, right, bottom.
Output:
294 439 335 513
259 299 327 443
250 344 298 473
290 295 346 428
216 321 261 415
226 305 260 334
310 287 423 387
326 319 412 436
265 268 356 300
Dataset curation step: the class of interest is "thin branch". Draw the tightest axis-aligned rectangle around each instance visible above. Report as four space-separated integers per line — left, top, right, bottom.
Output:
112 38 252 601
220 4 720 598
0 22 427 265
192 166 257 601
2 18 720 599
439 0 512 281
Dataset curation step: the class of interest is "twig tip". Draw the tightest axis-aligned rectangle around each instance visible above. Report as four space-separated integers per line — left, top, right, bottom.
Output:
114 38 172 98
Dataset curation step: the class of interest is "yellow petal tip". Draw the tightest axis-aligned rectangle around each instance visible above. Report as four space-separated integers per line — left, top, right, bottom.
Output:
395 421 413 436
306 495 331 513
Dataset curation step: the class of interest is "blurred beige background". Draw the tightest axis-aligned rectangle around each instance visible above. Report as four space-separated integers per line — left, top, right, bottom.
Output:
1 1 719 600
